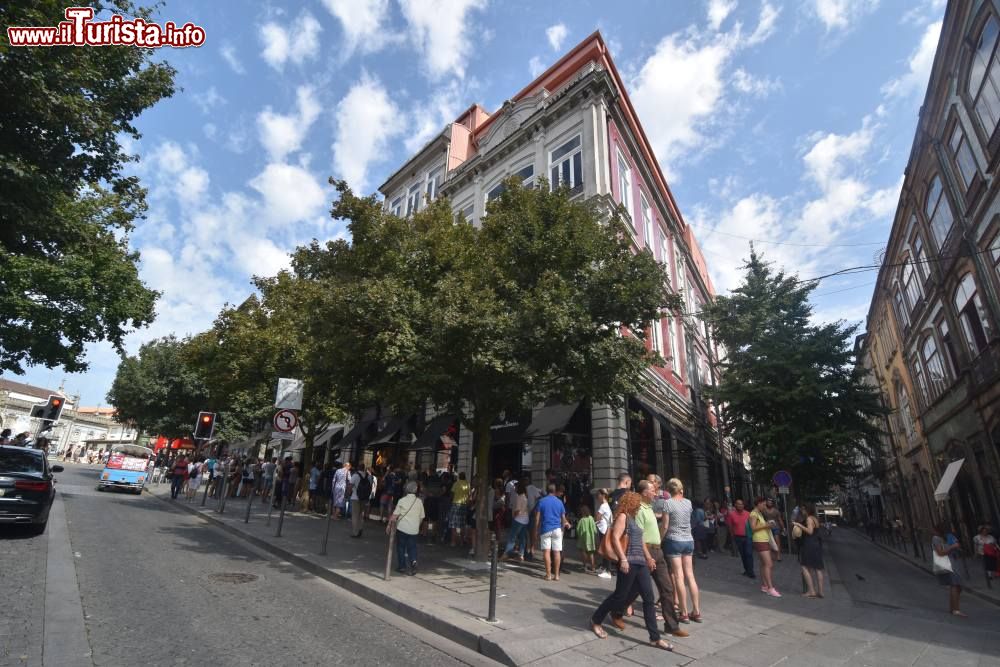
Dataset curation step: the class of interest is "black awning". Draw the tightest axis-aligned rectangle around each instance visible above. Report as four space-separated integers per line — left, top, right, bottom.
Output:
524 402 580 439
411 414 457 451
488 409 532 445
368 416 407 446
339 418 376 449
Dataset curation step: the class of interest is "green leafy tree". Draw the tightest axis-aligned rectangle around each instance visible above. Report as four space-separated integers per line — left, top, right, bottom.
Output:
307 179 677 556
0 0 175 374
106 336 209 439
702 249 885 498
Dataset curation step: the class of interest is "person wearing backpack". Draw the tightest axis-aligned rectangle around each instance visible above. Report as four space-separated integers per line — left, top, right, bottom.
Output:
350 464 369 538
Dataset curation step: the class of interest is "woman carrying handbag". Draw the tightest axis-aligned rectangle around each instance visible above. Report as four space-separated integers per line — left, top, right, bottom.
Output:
589 491 673 652
932 522 967 617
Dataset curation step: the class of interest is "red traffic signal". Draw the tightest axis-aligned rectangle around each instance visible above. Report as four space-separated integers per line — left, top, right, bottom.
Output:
30 394 66 423
194 411 216 440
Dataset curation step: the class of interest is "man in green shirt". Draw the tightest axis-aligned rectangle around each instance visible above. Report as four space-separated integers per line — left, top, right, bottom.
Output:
449 472 470 547
610 479 686 637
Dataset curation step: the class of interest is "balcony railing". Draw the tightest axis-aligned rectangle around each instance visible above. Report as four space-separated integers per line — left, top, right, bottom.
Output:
970 341 1000 393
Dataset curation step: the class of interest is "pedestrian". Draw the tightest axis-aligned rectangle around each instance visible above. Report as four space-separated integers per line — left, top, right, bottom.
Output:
975 524 998 581
609 472 631 513
332 461 350 519
502 482 530 560
390 481 425 576
792 502 825 598
725 499 755 578
692 500 708 560
186 458 202 501
229 457 242 498
364 466 378 522
589 490 674 652
262 457 276 501
763 498 784 561
932 522 967 617
287 460 300 508
309 461 322 512
240 457 254 498
524 475 542 560
595 488 613 578
0 428 11 445
704 499 718 554
750 497 780 597
717 500 731 554
382 467 400 523
351 465 373 538
271 459 284 508
663 478 703 622
576 504 598 572
534 483 570 581
170 453 189 499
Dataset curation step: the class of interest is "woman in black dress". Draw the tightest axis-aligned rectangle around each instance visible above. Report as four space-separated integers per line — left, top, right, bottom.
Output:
792 502 825 598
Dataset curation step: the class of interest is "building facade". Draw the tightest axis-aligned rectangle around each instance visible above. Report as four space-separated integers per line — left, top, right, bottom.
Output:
0 378 139 453
375 33 743 502
859 0 1000 549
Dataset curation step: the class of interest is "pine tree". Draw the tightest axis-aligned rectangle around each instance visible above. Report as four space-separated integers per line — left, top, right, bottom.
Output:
702 249 885 498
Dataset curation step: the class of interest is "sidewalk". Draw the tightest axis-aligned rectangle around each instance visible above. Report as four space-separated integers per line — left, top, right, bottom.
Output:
853 528 1000 608
147 482 991 666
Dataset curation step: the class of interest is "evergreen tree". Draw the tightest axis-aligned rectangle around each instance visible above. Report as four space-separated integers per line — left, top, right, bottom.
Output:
702 249 885 498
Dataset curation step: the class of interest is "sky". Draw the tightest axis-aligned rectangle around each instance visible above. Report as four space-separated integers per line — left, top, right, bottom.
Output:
14 0 947 406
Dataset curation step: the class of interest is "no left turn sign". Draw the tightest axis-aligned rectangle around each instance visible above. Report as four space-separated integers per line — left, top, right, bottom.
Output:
273 409 298 433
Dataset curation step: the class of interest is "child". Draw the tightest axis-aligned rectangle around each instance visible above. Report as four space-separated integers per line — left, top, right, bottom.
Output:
576 505 598 573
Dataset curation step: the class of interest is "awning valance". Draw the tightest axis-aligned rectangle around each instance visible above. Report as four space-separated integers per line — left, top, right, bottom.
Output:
411 414 458 451
368 416 409 446
339 418 377 450
934 458 965 501
287 425 344 452
524 402 580 439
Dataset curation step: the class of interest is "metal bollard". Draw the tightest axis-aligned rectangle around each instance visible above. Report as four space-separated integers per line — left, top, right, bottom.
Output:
275 494 287 537
201 472 210 506
488 533 499 622
218 470 229 514
384 523 396 581
244 484 255 523
320 497 334 555
266 476 278 526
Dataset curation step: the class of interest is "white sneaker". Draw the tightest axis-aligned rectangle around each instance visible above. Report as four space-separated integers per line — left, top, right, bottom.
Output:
767 588 782 598
597 570 613 579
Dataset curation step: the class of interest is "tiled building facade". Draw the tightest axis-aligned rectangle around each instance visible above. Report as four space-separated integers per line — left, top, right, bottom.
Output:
858 0 1000 548
374 33 745 502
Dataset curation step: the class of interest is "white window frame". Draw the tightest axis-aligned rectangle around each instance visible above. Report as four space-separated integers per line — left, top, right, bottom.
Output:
954 273 992 356
425 166 443 202
674 247 686 298
617 149 633 228
925 175 954 249
640 191 653 249
390 196 403 217
949 123 978 191
666 315 677 367
549 135 582 191
513 163 535 189
485 181 506 206
407 182 422 216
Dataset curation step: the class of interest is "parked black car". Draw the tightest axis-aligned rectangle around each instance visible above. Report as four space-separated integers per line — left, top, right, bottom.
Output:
0 446 63 534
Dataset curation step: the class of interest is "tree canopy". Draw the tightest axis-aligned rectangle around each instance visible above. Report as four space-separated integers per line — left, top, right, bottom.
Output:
306 178 677 555
701 249 885 498
0 0 175 374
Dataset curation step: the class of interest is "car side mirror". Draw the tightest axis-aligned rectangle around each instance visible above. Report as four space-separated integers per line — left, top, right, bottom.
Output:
51 465 64 473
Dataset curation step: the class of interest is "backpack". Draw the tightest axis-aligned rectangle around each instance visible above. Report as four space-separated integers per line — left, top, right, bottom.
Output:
356 472 373 500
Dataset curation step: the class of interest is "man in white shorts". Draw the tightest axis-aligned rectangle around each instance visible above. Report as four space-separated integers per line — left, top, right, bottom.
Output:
533 484 570 581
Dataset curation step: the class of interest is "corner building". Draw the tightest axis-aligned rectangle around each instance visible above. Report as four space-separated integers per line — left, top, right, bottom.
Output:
377 32 742 502
859 0 1000 548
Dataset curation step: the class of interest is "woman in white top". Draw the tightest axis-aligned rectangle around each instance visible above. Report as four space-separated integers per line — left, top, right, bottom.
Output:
661 478 702 623
595 488 613 578
185 459 202 501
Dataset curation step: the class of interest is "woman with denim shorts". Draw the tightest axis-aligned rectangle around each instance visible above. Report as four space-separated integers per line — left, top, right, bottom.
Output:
661 478 702 623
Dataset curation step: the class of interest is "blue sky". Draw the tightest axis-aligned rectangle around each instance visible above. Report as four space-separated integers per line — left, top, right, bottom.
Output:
16 0 946 406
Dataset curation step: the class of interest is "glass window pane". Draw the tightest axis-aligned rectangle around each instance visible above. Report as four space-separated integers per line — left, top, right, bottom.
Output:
515 164 534 181
550 166 559 190
561 161 570 187
572 152 583 189
551 135 581 162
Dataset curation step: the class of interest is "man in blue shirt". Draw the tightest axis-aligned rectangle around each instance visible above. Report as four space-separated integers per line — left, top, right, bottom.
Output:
534 483 570 581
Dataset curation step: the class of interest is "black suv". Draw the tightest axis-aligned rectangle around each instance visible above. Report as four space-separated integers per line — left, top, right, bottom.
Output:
0 446 63 534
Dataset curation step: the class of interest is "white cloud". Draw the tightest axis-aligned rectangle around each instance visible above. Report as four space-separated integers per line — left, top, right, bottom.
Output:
881 20 941 99
747 1 780 45
398 0 487 80
528 55 546 78
321 0 398 54
192 86 225 114
707 0 737 30
630 33 733 178
546 23 568 51
732 68 782 97
220 43 245 74
259 12 322 71
404 80 464 154
331 73 405 191
203 123 217 140
812 0 879 32
249 163 328 228
256 86 322 162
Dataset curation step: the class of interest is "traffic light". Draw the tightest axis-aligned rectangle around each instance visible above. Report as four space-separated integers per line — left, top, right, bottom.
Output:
30 395 65 423
194 411 216 440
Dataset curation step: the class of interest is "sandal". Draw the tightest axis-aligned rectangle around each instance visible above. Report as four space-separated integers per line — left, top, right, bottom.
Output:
952 610 968 618
544 574 553 581
625 606 634 617
592 624 608 639
678 614 690 623
689 613 703 623
650 639 674 651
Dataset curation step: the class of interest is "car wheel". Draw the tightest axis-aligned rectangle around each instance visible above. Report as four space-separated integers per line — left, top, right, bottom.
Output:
28 521 47 536
97 485 105 491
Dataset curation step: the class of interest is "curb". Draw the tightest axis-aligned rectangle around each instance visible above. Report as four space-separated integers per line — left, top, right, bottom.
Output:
852 529 1000 609
151 490 514 666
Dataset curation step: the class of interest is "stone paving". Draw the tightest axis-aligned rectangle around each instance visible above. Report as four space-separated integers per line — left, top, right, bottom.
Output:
149 480 1000 666
0 525 46 667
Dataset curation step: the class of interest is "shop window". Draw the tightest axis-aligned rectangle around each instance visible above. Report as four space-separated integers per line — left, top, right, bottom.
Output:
968 14 1000 141
925 175 955 249
954 273 991 356
549 135 582 192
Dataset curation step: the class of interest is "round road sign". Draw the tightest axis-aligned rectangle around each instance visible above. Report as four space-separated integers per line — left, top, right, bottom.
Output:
272 409 298 433
772 470 792 488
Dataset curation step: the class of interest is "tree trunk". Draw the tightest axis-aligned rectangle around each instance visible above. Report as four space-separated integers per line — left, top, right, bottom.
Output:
474 419 493 560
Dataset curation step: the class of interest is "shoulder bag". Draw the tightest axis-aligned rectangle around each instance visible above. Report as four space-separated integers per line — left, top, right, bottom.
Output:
932 547 953 573
597 514 629 561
